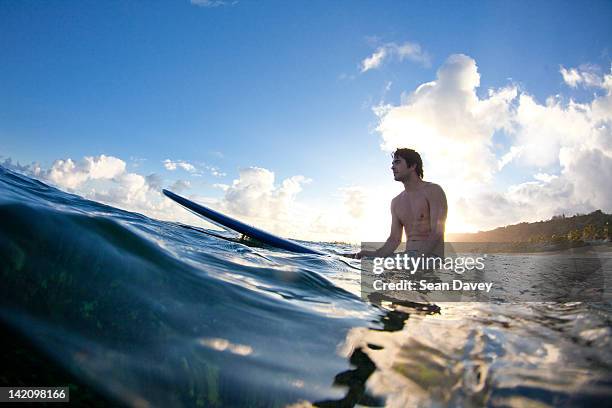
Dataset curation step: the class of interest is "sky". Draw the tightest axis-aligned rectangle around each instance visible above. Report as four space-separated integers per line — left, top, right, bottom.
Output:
1 0 611 242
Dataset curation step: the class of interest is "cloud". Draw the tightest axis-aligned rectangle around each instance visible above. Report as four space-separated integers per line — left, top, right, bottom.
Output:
360 41 430 73
217 168 373 241
42 155 126 189
213 168 376 241
375 54 517 184
205 165 226 177
221 167 310 222
559 146 612 211
560 64 605 88
374 56 612 232
163 159 197 173
361 48 388 72
511 64 611 167
560 66 583 88
497 145 524 170
477 64 612 227
0 157 39 174
4 58 610 240
4 153 376 243
3 155 366 242
1 155 195 225
163 159 225 178
169 179 191 193
341 187 367 218
212 183 229 191
455 172 598 232
145 173 163 190
533 172 557 183
129 156 147 168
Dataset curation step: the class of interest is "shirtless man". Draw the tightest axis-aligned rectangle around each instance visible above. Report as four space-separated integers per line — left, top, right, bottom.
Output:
352 148 447 259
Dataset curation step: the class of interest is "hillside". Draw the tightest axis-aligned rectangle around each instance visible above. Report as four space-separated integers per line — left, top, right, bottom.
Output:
447 210 611 243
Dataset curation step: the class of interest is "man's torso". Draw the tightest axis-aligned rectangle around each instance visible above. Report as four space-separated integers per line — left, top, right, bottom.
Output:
394 182 443 255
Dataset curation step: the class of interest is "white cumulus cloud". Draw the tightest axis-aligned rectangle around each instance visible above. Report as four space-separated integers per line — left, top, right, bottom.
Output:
374 55 612 232
3 156 366 242
497 145 524 170
480 65 612 227
361 41 430 73
46 155 126 189
375 54 517 184
169 179 191 193
220 167 311 226
560 64 605 88
341 187 368 219
210 168 375 241
163 159 197 173
1 155 201 225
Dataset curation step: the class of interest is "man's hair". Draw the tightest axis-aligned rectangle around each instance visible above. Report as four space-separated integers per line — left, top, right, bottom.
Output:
393 148 423 179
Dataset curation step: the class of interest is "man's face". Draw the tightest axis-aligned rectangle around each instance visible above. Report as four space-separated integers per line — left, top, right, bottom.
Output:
391 155 413 181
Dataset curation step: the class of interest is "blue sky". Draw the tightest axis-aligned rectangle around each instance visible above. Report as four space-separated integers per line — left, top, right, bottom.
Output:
1 1 611 240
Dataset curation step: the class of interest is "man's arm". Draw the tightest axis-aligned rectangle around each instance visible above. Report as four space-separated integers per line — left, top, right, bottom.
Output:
420 184 447 256
352 200 402 259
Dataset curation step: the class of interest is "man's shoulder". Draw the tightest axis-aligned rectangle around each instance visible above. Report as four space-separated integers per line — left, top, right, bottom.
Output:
391 191 405 202
390 192 405 211
424 181 445 194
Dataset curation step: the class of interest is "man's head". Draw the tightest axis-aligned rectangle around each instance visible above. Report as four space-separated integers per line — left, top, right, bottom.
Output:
392 148 423 182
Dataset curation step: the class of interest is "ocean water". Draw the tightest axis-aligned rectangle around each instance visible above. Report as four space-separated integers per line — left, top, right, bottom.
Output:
1 165 611 407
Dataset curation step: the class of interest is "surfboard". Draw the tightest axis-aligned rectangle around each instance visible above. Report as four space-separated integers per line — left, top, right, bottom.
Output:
163 189 324 255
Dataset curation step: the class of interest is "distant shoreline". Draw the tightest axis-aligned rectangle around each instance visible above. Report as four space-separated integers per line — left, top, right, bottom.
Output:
446 240 612 254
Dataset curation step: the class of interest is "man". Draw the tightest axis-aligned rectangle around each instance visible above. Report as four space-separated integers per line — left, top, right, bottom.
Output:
352 148 447 259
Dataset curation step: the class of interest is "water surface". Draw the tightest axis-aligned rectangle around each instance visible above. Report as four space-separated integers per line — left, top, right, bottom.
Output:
1 166 610 407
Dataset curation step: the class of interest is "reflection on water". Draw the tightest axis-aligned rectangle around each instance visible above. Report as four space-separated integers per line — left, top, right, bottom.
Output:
1 165 612 407
314 303 440 407
321 301 612 408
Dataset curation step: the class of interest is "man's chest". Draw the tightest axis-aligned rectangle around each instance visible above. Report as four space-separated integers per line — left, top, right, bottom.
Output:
396 191 431 225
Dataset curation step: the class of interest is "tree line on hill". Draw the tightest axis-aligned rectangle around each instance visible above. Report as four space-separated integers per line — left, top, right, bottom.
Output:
448 210 611 244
